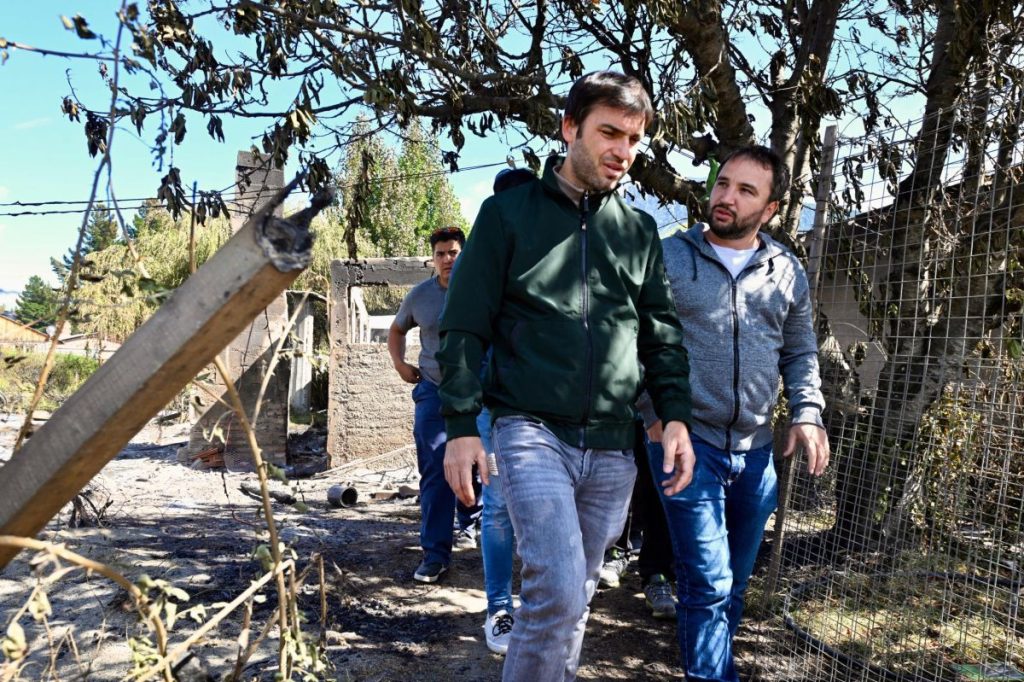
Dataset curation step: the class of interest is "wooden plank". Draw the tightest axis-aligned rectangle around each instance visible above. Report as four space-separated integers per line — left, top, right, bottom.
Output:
0 181 330 569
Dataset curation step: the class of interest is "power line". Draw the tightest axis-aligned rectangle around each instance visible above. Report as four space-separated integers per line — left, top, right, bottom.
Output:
0 160 516 218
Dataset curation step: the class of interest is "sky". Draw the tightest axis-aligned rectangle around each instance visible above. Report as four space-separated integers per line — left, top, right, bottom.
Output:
0 7 551 311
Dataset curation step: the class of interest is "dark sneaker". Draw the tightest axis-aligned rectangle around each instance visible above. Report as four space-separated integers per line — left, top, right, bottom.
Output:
598 548 629 589
484 609 514 654
454 526 477 551
413 561 448 584
643 574 677 620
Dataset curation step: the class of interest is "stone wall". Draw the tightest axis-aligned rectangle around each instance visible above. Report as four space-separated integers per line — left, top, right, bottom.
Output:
329 342 420 462
328 258 434 466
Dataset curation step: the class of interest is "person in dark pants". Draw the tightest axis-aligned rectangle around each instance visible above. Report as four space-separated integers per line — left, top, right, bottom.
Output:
388 226 478 583
599 421 677 620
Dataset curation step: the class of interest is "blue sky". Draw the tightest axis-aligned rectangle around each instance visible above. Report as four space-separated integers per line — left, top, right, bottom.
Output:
0 7 551 309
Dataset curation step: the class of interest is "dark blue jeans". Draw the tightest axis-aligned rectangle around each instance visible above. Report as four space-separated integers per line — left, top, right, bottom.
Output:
412 380 459 566
647 433 778 682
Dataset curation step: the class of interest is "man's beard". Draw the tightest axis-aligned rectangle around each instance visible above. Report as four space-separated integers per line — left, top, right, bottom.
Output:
567 145 619 193
709 206 761 241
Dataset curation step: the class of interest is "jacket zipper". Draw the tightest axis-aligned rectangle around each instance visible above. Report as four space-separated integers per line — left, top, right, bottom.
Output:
579 192 593 447
726 278 740 451
723 260 764 451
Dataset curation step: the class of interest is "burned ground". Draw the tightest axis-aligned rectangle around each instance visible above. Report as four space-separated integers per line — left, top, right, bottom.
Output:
0 417 817 681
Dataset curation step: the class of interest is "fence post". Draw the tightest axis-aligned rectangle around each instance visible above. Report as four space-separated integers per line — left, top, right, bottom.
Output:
764 125 838 597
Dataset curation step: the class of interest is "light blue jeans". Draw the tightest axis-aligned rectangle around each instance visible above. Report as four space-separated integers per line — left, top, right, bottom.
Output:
478 409 516 615
494 416 636 682
648 434 778 682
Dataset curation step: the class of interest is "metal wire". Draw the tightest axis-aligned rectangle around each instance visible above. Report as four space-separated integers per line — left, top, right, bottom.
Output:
758 102 1024 681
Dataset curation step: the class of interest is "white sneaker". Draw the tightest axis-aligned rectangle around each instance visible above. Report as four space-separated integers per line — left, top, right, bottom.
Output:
454 526 477 551
484 609 514 655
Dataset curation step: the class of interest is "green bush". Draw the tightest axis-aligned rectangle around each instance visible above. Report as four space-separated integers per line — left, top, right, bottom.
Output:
0 352 100 413
48 355 101 392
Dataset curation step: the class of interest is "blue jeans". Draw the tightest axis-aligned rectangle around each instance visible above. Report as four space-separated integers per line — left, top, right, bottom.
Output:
479 409 515 615
413 380 457 566
647 434 778 682
494 416 636 682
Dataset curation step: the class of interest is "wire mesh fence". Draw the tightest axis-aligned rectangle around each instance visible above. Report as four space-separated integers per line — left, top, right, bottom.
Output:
758 105 1024 681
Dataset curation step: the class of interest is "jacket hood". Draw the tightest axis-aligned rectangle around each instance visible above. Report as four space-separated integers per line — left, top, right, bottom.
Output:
674 222 785 281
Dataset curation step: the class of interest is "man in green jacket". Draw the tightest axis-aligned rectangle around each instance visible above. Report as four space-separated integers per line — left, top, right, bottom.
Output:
438 71 694 681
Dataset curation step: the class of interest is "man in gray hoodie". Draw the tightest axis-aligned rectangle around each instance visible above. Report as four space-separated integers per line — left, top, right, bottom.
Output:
642 145 830 682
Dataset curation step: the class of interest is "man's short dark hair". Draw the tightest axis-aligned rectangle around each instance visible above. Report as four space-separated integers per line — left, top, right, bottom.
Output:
429 226 466 248
493 168 535 193
719 145 790 204
564 71 654 131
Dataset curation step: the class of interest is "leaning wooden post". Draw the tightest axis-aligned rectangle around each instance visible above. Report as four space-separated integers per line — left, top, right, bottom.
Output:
764 125 838 596
0 180 331 570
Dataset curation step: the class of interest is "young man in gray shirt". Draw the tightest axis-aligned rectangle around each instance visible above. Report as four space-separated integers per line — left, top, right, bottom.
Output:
388 226 476 583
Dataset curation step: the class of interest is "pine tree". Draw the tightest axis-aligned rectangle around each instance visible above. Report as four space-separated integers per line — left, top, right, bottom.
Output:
397 121 466 252
15 275 59 331
51 203 121 283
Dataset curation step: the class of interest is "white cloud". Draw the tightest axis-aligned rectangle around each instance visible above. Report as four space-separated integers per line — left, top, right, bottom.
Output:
14 117 51 131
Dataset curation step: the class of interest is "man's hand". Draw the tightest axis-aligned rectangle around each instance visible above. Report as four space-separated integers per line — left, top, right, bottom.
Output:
444 436 488 506
782 423 830 476
646 420 663 443
660 420 695 495
394 361 421 384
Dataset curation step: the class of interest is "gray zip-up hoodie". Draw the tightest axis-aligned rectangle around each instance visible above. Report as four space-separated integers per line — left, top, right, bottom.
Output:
640 223 824 451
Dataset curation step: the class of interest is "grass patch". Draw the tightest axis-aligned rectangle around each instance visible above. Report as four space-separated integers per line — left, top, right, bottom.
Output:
787 559 1024 678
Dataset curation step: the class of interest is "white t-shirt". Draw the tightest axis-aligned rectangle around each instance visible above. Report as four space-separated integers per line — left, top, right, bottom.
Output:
710 243 758 279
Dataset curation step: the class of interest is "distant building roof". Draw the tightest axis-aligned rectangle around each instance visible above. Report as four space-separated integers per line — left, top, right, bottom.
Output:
0 316 48 342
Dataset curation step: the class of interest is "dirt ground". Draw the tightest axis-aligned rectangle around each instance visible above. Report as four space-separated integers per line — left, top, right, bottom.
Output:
0 416 818 681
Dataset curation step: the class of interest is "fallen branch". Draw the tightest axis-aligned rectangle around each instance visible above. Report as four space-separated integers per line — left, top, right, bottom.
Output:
0 536 172 681
131 559 294 682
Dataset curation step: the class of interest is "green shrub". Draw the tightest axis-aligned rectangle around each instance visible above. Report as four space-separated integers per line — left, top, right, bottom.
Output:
48 355 101 393
0 352 100 413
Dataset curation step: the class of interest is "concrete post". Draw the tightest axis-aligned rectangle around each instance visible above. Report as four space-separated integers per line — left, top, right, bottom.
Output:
185 151 291 469
288 295 314 419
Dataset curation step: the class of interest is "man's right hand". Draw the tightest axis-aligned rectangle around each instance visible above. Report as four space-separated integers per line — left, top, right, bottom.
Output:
660 420 695 495
395 361 421 384
444 436 489 506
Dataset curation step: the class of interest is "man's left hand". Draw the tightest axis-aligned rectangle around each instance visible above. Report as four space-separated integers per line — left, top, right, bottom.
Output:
660 420 695 495
782 423 830 476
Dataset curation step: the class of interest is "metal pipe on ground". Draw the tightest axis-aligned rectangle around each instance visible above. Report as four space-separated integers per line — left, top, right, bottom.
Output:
327 483 358 508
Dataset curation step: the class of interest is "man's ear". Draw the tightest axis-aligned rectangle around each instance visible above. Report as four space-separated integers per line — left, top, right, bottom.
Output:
561 115 578 145
761 199 780 225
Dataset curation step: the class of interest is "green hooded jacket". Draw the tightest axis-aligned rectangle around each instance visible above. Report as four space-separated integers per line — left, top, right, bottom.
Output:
437 156 691 450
